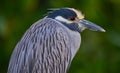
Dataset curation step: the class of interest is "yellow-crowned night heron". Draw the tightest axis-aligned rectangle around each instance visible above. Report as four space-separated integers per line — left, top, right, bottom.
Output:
8 8 105 73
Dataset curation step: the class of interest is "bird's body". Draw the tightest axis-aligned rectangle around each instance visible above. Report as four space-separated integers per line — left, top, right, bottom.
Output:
8 8 105 73
8 18 80 73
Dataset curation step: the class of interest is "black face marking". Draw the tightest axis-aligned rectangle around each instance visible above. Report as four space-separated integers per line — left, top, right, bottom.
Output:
47 8 77 19
47 8 81 32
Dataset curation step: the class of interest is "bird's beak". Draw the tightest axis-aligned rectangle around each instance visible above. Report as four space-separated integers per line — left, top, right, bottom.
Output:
77 19 105 32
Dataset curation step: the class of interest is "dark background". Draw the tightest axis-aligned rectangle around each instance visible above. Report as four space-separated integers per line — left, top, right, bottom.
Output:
0 0 120 73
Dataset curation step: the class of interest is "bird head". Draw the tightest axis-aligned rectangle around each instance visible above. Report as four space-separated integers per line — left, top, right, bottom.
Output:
47 8 105 32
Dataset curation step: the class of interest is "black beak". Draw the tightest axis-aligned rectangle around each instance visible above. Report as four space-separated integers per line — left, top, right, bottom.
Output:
78 19 105 32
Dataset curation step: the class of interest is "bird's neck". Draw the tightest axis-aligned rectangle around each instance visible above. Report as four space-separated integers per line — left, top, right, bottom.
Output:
68 29 81 60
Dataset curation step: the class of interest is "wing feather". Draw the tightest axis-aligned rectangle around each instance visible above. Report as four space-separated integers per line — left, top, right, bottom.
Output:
8 18 72 73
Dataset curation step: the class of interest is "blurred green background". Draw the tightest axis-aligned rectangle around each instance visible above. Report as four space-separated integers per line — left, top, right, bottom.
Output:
0 0 120 73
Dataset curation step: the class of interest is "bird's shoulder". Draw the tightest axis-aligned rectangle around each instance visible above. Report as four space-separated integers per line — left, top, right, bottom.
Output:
29 18 70 33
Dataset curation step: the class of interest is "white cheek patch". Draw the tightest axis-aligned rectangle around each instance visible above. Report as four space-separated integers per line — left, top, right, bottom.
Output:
55 16 73 24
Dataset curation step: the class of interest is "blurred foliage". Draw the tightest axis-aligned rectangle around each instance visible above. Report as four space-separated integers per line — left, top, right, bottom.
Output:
0 0 120 73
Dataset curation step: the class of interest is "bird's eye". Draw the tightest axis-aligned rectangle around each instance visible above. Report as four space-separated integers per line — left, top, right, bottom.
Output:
68 16 76 21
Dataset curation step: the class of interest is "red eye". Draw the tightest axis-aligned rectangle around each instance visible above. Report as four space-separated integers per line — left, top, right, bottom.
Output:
68 17 75 21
